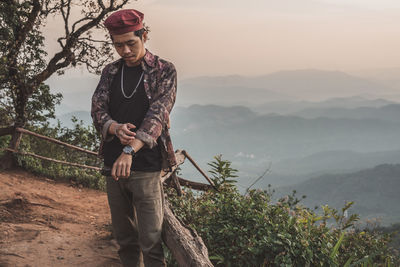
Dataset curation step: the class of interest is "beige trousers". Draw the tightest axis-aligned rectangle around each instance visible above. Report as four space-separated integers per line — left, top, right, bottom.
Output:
106 171 165 267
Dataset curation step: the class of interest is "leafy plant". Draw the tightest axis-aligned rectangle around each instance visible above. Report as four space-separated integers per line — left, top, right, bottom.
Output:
166 155 399 266
207 154 238 190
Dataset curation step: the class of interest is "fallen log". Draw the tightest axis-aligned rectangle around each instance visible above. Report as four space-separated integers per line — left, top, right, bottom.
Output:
177 176 213 191
163 201 213 267
161 150 186 182
161 150 214 266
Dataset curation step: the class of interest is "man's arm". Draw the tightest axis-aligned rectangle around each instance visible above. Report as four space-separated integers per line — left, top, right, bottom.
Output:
91 64 119 142
135 62 177 148
111 61 177 180
111 138 145 180
91 65 136 145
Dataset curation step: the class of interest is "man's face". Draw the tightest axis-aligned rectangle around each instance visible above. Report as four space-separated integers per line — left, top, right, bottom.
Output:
112 31 147 66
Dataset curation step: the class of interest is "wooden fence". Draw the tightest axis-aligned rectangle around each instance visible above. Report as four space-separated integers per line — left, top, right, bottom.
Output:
1 127 216 192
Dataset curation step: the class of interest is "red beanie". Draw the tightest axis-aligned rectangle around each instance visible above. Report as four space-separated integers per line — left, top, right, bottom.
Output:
104 9 144 35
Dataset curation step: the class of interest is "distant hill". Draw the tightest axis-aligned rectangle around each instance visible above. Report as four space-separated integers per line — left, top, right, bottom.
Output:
46 69 396 111
180 69 393 106
351 67 400 92
242 149 400 190
275 164 400 226
253 96 396 115
196 113 400 160
293 104 400 123
169 104 400 187
53 105 400 191
172 105 258 135
272 149 400 176
50 111 93 128
57 105 400 171
46 74 98 113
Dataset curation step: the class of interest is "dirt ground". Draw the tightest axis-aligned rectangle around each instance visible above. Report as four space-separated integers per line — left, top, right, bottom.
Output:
0 169 122 267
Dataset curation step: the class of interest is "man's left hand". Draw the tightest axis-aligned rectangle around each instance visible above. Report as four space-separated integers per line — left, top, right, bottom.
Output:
111 153 132 181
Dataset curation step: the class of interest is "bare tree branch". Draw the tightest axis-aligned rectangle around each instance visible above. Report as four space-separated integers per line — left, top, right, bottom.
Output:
97 0 105 10
41 0 63 15
57 37 65 49
245 162 272 193
60 0 71 36
34 0 129 85
77 37 111 43
71 17 93 33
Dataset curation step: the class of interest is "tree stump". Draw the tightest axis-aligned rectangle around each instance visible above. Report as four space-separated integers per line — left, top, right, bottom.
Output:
162 201 214 267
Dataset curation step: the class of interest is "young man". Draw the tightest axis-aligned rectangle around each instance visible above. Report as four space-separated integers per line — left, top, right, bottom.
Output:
91 9 177 266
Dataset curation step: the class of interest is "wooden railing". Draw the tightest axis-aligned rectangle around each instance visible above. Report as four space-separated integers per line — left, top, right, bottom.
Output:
1 127 216 191
4 127 101 171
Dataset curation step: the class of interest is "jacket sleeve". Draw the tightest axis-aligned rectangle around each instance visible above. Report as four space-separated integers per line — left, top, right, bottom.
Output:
135 62 177 148
91 65 116 142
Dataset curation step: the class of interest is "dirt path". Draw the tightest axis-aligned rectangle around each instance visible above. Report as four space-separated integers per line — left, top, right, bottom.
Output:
0 169 122 267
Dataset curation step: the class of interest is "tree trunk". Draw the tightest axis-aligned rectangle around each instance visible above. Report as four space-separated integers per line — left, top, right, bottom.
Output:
1 129 23 169
163 201 214 267
1 85 28 169
0 126 14 137
1 90 26 169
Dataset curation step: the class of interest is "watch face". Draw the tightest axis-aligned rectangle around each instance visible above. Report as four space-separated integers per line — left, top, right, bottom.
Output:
123 145 133 155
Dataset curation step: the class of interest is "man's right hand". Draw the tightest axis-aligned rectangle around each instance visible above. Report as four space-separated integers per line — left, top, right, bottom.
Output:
114 123 136 145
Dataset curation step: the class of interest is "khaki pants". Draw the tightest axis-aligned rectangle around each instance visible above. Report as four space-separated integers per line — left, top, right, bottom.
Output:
106 171 166 267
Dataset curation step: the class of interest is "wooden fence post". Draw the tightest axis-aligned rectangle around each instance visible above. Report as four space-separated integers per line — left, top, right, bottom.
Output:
0 126 22 169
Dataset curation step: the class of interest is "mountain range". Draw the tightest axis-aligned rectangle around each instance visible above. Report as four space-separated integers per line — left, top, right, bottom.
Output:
48 69 399 113
293 104 400 122
179 69 398 106
253 96 395 115
54 103 400 189
275 164 400 226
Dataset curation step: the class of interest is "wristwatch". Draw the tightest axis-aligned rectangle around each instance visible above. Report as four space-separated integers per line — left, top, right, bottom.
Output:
122 145 136 156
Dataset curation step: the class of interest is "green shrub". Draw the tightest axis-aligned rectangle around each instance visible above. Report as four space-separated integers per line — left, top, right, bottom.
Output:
166 156 399 266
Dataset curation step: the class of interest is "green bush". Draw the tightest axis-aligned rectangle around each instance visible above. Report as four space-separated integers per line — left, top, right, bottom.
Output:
166 156 399 266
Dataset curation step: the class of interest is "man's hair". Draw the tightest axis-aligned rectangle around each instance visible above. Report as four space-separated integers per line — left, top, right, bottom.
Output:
110 28 147 41
134 28 145 39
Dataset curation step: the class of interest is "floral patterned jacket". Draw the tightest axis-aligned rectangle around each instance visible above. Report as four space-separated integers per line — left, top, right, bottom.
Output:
91 49 177 170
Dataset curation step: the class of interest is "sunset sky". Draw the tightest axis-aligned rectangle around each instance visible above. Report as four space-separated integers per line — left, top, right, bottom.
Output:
126 0 400 78
45 0 400 79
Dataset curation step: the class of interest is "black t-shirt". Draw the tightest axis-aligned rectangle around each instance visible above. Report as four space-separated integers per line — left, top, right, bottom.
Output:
103 63 162 171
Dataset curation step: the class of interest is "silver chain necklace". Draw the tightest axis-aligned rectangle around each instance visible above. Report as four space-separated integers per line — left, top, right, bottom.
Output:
121 64 144 99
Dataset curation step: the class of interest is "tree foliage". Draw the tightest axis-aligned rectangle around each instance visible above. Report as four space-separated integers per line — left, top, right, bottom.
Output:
0 0 129 127
0 83 62 126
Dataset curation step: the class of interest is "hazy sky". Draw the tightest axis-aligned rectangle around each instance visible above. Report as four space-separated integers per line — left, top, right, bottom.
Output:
45 0 400 78
121 0 400 78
